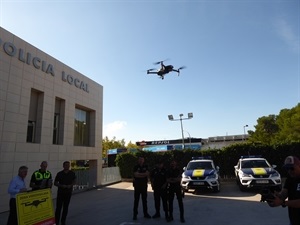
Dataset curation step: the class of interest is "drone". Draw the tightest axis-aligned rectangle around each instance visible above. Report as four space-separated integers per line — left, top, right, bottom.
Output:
147 60 186 80
22 198 47 208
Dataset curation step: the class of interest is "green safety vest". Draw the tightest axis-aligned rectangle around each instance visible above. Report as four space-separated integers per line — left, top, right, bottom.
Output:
34 170 51 180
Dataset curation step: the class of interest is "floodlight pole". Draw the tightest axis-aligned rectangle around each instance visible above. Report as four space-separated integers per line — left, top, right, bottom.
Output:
168 113 193 150
179 114 185 149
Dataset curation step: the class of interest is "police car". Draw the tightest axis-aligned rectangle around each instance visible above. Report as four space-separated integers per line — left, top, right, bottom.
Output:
181 156 220 193
234 155 281 191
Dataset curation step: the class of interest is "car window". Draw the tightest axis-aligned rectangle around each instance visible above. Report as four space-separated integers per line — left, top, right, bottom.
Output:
187 161 213 170
241 160 269 168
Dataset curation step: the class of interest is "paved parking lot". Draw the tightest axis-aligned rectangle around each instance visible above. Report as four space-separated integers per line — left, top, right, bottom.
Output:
0 181 288 225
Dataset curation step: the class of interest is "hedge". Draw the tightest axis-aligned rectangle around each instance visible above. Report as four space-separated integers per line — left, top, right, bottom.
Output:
115 141 300 179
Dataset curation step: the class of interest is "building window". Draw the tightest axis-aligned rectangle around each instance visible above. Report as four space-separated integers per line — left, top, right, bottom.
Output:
53 97 65 145
27 89 44 143
53 113 60 144
74 108 90 146
27 121 36 142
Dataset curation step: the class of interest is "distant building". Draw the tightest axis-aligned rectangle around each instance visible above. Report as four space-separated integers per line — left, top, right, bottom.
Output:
136 135 248 152
201 134 249 150
136 138 202 151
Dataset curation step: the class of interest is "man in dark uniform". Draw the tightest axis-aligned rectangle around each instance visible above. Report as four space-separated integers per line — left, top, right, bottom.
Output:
133 156 151 220
150 160 169 220
167 160 185 223
268 156 300 225
30 161 52 191
54 161 76 225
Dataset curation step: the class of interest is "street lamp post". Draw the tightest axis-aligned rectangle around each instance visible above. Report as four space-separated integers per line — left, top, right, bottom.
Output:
243 124 248 140
168 113 193 149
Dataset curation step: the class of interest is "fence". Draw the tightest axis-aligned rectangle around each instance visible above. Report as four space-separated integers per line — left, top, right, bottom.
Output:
73 167 121 192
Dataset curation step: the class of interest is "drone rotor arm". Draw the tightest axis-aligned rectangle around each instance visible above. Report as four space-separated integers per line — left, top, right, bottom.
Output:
147 71 158 74
146 68 158 74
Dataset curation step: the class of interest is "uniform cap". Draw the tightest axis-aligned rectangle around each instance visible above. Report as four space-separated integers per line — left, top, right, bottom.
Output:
283 156 300 169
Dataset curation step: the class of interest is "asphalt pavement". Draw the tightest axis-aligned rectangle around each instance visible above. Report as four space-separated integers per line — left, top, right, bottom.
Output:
0 181 289 225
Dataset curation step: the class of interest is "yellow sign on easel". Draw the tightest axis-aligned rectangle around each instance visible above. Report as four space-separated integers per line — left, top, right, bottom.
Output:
16 189 55 225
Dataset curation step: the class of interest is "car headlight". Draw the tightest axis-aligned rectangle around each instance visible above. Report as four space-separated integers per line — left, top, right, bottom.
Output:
240 172 251 177
182 174 191 179
207 174 217 179
271 172 280 177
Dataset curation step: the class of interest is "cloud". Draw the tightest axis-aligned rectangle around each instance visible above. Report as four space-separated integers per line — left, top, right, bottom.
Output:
275 18 299 53
103 121 127 138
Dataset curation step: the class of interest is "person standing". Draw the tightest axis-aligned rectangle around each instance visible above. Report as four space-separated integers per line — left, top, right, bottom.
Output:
7 165 28 225
166 160 185 223
268 156 300 225
132 156 151 220
30 161 52 191
54 161 76 225
150 160 169 220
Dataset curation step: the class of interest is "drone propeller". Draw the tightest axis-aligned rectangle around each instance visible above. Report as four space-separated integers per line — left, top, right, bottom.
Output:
154 59 169 65
177 66 186 76
147 68 156 72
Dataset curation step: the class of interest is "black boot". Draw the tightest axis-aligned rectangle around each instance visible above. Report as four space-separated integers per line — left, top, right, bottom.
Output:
180 216 185 223
169 213 174 221
144 213 151 219
152 212 160 218
165 212 169 221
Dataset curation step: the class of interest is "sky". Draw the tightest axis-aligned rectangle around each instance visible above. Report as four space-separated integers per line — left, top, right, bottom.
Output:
1 0 299 144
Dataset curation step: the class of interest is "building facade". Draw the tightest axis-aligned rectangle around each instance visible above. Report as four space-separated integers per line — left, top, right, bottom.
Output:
0 27 103 212
136 138 203 151
200 134 249 150
136 135 248 152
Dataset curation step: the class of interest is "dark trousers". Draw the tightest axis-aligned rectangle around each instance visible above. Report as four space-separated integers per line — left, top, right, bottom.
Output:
7 198 17 225
153 188 168 215
168 187 184 217
133 184 148 216
55 192 72 225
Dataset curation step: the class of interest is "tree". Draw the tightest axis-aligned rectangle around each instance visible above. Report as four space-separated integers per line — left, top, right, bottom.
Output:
275 103 300 142
102 136 126 159
126 141 138 149
248 103 300 144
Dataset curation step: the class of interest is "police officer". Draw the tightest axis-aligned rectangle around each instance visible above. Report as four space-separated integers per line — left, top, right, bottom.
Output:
167 160 185 223
133 156 151 220
30 161 52 191
267 156 300 225
150 160 169 220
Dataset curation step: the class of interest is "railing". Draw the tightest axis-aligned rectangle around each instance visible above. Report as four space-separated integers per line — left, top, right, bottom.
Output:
73 167 121 192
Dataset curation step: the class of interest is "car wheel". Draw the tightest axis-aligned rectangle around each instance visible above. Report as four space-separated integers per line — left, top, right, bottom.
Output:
238 181 247 192
212 186 220 193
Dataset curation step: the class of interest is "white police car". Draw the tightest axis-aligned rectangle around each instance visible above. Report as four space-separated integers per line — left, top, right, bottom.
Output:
234 155 281 191
181 156 220 193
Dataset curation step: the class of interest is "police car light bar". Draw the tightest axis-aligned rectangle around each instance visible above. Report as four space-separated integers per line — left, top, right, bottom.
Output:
192 156 212 160
240 155 262 159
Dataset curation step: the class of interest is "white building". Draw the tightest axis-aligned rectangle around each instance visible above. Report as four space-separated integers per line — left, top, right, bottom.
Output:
0 27 103 212
201 134 249 150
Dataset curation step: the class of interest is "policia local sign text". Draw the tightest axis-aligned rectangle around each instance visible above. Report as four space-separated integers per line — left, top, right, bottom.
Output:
0 38 89 93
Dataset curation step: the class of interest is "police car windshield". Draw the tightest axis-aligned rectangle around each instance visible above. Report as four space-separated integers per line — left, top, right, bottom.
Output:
187 161 213 170
241 160 270 169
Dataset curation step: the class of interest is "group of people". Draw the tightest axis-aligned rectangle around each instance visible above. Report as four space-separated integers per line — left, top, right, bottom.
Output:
5 155 300 225
132 156 185 223
132 155 300 225
7 161 76 225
